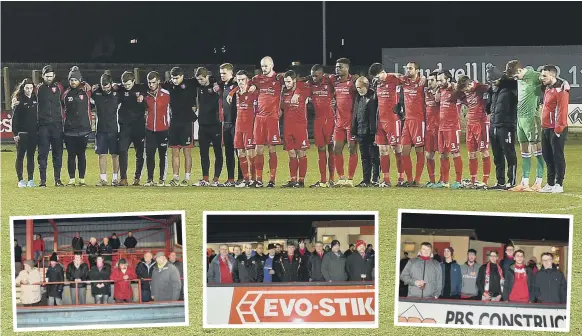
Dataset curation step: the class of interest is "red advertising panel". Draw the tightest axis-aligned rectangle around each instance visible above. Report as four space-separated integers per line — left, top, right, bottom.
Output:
228 285 375 324
1 111 13 140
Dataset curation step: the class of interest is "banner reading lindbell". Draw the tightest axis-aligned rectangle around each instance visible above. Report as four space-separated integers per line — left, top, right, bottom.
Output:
381 45 582 104
226 285 375 324
397 300 568 331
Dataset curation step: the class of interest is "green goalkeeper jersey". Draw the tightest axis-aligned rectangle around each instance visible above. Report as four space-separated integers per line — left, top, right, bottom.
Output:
517 67 542 118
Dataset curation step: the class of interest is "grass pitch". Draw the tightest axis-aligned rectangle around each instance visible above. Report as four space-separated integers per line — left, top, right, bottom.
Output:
1 139 581 336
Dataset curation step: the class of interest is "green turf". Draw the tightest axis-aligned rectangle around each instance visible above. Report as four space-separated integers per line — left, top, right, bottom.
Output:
1 140 581 335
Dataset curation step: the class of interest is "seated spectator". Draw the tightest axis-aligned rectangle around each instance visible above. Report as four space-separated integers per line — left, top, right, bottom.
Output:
46 252 65 306
110 258 136 303
208 244 236 284
151 252 181 301
135 252 155 302
16 260 42 306
66 252 89 305
88 256 111 304
169 252 184 300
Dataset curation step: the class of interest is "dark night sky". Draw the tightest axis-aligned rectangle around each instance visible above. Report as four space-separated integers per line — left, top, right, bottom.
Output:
206 214 374 243
3 2 581 66
401 212 570 244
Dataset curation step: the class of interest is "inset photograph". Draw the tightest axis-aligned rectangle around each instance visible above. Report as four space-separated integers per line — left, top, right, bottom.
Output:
395 209 572 332
10 211 188 332
203 211 378 328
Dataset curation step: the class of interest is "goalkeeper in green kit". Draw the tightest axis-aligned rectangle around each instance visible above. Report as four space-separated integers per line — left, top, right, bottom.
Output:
505 60 544 192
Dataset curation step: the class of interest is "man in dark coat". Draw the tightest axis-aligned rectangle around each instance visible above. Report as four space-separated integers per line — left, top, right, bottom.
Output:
297 239 311 282
533 252 567 303
46 253 65 305
135 252 156 302
124 231 138 250
275 244 302 282
308 241 326 282
346 240 374 281
233 244 263 283
88 256 111 304
71 232 84 252
169 252 184 300
351 77 379 187
66 252 89 304
109 233 121 251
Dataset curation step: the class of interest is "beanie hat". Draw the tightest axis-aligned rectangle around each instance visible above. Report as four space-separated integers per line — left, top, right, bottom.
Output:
356 240 366 250
267 243 276 250
444 246 454 255
486 64 503 82
68 66 82 81
42 65 54 76
331 240 340 249
24 260 34 269
154 251 165 259
50 252 58 262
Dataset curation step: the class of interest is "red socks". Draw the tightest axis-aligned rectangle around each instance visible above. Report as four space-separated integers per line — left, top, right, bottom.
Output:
402 155 413 182
240 156 249 181
453 156 463 183
380 155 390 183
289 157 298 181
414 151 425 183
482 156 491 184
469 157 478 183
298 156 307 182
318 151 327 183
269 152 277 182
335 154 345 178
395 152 404 181
427 158 436 183
348 153 358 179
255 154 264 182
250 156 256 181
440 157 450 183
328 152 335 181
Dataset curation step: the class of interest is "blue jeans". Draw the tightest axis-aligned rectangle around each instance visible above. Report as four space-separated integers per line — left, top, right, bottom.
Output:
34 251 43 266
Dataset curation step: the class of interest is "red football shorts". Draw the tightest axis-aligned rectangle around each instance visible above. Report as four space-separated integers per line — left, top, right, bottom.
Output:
234 128 255 150
333 126 356 143
425 129 439 153
253 116 281 146
466 122 490 152
314 118 334 147
438 129 461 154
284 125 310 151
375 119 402 146
401 119 425 147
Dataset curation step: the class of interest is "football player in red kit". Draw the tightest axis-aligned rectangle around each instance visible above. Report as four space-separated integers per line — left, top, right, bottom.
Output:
434 71 463 189
424 71 441 187
369 63 403 187
281 70 311 188
308 65 335 188
456 75 491 188
332 58 359 187
392 62 427 187
232 70 258 187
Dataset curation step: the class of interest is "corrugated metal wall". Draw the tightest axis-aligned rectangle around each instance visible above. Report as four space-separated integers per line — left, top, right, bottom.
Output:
13 217 176 252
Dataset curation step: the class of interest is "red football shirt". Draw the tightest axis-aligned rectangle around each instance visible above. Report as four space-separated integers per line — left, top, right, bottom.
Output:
251 73 284 119
438 86 460 131
331 74 356 128
376 74 400 123
461 81 489 124
310 76 334 120
398 75 426 121
235 89 258 132
424 88 440 132
282 82 310 125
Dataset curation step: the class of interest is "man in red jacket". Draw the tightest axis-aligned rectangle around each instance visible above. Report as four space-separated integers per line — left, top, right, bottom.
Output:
539 65 570 194
32 234 45 266
110 258 136 303
144 71 171 187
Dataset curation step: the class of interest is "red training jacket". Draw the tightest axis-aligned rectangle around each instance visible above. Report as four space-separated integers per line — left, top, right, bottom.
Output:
145 88 171 132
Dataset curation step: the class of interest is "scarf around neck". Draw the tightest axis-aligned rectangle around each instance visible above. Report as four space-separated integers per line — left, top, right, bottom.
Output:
485 262 504 296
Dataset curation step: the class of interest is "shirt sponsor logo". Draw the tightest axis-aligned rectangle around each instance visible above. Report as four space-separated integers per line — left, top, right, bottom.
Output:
51 87 57 93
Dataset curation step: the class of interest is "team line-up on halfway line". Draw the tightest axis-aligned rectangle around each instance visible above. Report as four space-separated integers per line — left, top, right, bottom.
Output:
10 56 570 192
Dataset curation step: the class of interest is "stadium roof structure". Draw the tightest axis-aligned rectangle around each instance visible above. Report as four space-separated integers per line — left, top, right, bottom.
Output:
312 220 374 228
510 239 569 246
401 228 478 240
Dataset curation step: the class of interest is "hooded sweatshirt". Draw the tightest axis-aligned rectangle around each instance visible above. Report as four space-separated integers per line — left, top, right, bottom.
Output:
460 261 481 297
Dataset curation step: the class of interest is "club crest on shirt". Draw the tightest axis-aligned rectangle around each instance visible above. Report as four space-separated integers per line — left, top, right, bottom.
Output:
136 92 140 96
113 92 117 96
51 87 57 93
79 95 84 100
181 84 186 89
125 92 129 97
208 88 213 93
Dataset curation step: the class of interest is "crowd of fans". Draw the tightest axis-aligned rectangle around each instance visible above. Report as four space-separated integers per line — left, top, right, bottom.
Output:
399 242 567 304
207 239 375 284
14 233 183 307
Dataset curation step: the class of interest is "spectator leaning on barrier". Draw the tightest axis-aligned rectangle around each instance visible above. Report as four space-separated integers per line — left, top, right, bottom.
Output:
321 240 348 282
533 252 567 303
151 252 182 301
263 244 278 283
72 232 84 252
400 242 442 299
234 244 263 283
477 250 504 301
169 252 184 300
308 241 326 282
460 249 481 299
439 247 462 299
346 240 374 281
14 239 22 277
297 239 311 282
110 233 121 252
88 256 112 304
110 258 136 303
66 252 89 305
124 231 138 250
46 253 65 306
100 237 113 264
503 249 534 303
16 260 42 306
276 243 302 282
208 244 236 284
86 237 101 268
136 252 156 302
